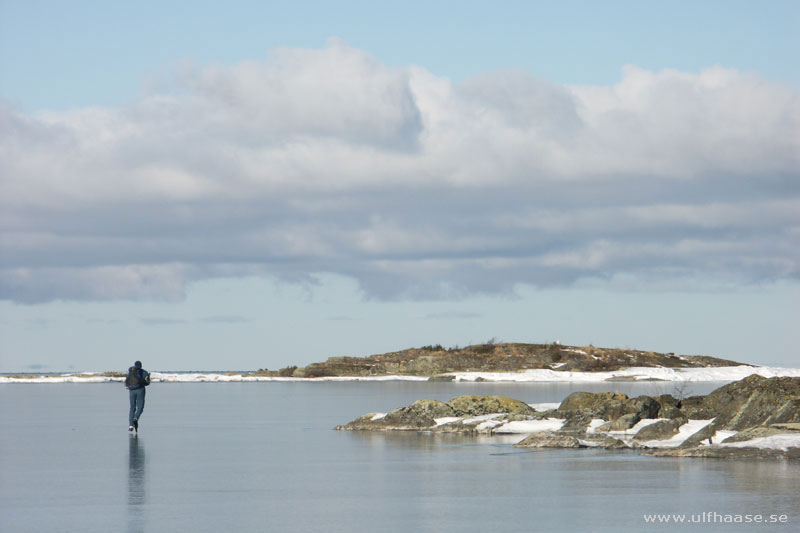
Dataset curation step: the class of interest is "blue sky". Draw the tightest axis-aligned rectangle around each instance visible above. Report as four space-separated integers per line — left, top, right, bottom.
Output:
1 1 799 371
3 0 798 111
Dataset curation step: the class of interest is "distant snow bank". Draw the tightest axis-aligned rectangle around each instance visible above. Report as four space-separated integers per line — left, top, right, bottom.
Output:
449 366 800 383
2 365 800 384
0 372 431 384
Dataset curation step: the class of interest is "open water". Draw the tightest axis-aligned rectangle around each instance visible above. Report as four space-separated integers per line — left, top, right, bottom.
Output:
1 381 798 532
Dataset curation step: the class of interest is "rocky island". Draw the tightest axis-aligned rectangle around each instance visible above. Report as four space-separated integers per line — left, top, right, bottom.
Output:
336 375 800 459
251 342 746 379
7 341 795 385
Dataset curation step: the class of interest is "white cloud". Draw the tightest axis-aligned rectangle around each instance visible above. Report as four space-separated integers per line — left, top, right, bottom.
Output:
1 41 798 303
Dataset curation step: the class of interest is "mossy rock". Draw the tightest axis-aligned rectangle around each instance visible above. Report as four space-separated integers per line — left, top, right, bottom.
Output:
605 413 641 431
680 376 800 444
380 400 455 428
337 399 456 431
559 411 595 434
677 396 717 419
583 435 629 449
559 391 629 412
448 395 535 417
407 399 457 419
513 431 584 448
657 394 680 408
658 406 686 419
690 375 800 430
627 396 661 419
763 398 800 427
633 419 685 441
557 391 660 420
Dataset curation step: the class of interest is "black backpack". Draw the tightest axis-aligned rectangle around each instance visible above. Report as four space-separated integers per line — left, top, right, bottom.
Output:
125 367 144 388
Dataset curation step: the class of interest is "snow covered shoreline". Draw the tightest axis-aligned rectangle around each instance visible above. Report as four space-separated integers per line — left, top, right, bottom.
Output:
337 374 800 457
2 365 800 384
449 365 800 383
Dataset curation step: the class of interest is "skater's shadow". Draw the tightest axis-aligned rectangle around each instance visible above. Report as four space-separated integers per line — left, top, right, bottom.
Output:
128 435 146 529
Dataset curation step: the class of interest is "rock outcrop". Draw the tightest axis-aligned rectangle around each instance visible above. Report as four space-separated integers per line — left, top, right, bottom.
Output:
337 375 800 459
515 432 584 448
253 342 745 378
336 395 535 432
601 413 641 431
448 396 535 417
650 446 800 459
632 419 685 441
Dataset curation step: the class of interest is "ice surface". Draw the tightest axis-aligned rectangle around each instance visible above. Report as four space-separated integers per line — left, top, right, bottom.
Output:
528 402 561 411
3 365 800 384
0 372 430 384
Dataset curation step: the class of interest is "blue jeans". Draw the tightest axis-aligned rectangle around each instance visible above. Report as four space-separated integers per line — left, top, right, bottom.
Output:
129 388 146 425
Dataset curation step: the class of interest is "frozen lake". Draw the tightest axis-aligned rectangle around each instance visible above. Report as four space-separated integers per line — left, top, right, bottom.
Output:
1 381 798 532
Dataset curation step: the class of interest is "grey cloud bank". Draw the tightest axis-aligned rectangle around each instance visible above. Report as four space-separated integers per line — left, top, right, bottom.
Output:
1 41 798 303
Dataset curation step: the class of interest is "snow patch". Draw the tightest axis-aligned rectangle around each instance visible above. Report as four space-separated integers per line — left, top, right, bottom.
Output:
704 430 737 444
463 413 503 424
586 419 607 434
493 418 564 434
476 420 505 431
638 419 714 448
371 413 387 421
720 434 800 451
607 418 667 436
433 417 461 426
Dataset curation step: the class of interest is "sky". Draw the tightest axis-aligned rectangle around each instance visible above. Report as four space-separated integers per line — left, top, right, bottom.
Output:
0 0 798 372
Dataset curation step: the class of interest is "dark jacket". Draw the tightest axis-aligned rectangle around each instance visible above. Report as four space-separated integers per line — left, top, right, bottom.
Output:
125 367 151 390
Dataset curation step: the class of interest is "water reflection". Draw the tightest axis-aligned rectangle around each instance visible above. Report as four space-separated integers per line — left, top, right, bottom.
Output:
127 435 146 531
344 429 522 450
724 459 800 493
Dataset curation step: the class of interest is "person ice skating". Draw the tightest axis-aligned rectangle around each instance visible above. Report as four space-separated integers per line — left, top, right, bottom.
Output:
125 361 150 432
